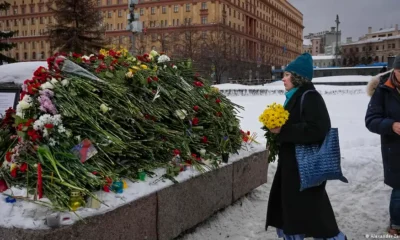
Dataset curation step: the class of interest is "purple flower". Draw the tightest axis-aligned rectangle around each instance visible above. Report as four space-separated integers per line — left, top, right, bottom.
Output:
38 92 57 115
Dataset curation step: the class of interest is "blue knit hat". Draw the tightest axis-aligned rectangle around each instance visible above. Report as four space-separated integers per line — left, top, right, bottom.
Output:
284 53 314 81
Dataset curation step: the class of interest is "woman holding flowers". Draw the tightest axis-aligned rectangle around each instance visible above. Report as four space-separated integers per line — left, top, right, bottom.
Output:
265 53 346 239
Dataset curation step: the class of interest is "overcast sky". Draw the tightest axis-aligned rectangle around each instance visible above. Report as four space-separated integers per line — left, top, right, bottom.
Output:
288 0 400 41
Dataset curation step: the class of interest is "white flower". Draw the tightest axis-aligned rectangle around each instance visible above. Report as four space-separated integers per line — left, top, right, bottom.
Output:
82 55 90 61
43 128 49 138
150 50 159 57
172 65 178 69
58 125 66 134
164 65 167 69
61 79 70 86
100 104 109 114
175 109 187 120
53 115 62 125
200 149 206 156
75 135 81 142
22 95 33 103
18 100 31 110
157 55 170 63
41 82 54 90
66 130 72 138
51 78 59 85
125 72 133 78
48 138 56 146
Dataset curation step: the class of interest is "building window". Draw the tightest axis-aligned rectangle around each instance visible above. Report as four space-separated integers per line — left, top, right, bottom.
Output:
151 7 155 14
40 17 44 24
165 20 167 26
186 4 190 12
173 19 175 26
41 51 45 59
30 6 34 13
39 6 43 12
97 0 101 6
24 52 27 60
201 2 207 9
108 11 112 18
41 41 44 48
32 52 36 60
13 8 17 15
15 52 19 60
140 8 144 15
201 16 207 24
118 0 123 4
118 10 122 17
31 18 35 24
32 41 35 49
107 0 112 5
393 43 396 48
161 20 164 27
14 19 17 26
162 6 166 14
177 19 179 26
174 5 178 13
21 7 25 14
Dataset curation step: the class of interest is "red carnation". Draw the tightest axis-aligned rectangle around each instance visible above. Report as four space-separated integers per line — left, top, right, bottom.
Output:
25 119 35 126
194 81 203 87
173 149 180 156
152 76 159 81
10 168 17 178
201 136 208 143
247 131 251 136
44 124 54 129
191 153 197 158
193 105 199 112
192 117 199 125
216 98 221 104
147 77 152 83
103 185 110 192
5 151 12 162
19 163 28 172
98 54 105 60
0 179 8 192
204 94 209 99
216 112 222 117
243 136 249 142
72 53 82 58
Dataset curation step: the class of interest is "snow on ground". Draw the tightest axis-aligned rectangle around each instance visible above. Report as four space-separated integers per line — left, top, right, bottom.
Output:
214 75 372 91
0 61 47 84
179 82 389 240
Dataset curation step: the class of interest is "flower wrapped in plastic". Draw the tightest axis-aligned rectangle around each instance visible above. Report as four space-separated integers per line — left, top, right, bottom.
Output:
259 103 289 163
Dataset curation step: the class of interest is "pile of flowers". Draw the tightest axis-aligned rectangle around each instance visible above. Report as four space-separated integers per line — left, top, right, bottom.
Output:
0 47 250 211
259 103 289 163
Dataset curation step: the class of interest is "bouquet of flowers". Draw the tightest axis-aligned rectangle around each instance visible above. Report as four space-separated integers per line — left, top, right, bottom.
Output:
259 103 289 163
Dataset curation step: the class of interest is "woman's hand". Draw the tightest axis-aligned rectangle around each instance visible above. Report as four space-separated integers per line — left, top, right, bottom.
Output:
270 127 281 134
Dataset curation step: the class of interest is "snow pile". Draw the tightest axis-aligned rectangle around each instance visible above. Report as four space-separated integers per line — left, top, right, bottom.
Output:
0 62 48 84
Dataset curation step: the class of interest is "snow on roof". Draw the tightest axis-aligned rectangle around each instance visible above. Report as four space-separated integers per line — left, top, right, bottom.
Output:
312 55 338 60
342 35 400 46
0 61 47 85
303 38 312 46
371 27 396 34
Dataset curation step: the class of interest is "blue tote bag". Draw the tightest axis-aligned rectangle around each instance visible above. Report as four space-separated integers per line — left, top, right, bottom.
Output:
295 90 348 191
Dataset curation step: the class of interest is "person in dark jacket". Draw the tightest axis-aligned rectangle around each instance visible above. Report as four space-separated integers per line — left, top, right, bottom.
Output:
265 53 347 239
365 55 400 235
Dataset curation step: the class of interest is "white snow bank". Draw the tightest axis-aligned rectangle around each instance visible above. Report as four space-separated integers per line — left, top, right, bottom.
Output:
0 61 47 84
0 143 265 230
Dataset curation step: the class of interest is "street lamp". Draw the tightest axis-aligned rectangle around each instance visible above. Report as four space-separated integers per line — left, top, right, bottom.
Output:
127 0 143 55
335 14 340 67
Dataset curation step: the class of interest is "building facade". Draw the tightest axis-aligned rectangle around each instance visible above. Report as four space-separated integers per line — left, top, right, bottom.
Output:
304 27 341 56
136 0 303 68
0 0 133 62
341 25 400 66
0 0 303 69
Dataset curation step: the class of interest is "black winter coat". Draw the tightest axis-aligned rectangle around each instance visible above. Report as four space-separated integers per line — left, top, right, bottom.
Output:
365 71 400 189
265 82 340 238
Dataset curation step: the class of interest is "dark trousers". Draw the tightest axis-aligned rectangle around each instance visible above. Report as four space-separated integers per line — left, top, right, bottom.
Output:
390 188 400 229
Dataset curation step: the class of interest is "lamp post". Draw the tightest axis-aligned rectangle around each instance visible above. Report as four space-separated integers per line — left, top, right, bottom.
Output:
127 0 143 55
335 14 340 67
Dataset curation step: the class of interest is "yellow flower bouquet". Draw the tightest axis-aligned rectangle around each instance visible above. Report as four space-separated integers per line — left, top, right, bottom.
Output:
259 103 290 163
